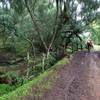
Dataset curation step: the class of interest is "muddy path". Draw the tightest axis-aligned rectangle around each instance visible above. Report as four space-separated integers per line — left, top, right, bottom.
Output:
40 51 100 100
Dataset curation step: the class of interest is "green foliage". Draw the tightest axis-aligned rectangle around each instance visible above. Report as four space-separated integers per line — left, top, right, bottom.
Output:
35 63 43 73
91 19 100 44
46 54 57 67
0 0 99 55
34 54 57 73
53 57 69 67
0 57 69 100
2 46 16 53
0 84 16 96
0 0 99 98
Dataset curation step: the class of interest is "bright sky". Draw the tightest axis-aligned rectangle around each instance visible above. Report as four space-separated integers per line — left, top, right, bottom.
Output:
51 0 100 21
0 1 10 9
50 0 82 20
97 7 100 12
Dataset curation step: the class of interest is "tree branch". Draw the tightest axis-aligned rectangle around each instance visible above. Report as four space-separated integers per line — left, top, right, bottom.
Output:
24 0 48 51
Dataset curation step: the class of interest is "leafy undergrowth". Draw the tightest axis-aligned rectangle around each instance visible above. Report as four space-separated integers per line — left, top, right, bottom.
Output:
0 57 69 100
0 84 17 96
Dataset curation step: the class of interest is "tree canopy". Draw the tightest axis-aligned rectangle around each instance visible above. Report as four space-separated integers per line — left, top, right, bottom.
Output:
0 0 99 58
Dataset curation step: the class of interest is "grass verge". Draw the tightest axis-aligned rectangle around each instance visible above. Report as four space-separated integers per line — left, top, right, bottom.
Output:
0 57 69 100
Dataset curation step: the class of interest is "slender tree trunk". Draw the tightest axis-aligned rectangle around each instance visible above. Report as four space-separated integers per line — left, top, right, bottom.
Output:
81 43 83 50
26 51 30 78
76 43 79 51
72 43 74 53
42 53 45 72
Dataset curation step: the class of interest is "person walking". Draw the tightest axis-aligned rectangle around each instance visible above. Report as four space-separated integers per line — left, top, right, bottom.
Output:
86 39 94 52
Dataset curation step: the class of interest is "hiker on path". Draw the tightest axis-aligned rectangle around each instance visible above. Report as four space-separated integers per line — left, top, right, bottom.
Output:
86 39 94 52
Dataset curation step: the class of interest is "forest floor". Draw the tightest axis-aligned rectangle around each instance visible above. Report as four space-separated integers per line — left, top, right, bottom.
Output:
28 51 100 100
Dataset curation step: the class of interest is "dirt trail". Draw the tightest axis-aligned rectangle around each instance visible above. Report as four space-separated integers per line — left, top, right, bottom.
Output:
41 51 100 100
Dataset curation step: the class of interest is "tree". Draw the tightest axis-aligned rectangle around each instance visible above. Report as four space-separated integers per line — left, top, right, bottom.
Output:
0 0 99 76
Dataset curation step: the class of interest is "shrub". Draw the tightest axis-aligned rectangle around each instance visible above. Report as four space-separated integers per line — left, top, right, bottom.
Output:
33 54 57 74
46 54 57 67
0 83 19 96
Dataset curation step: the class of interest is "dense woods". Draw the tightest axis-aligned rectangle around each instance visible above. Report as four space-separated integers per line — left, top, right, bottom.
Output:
0 0 99 98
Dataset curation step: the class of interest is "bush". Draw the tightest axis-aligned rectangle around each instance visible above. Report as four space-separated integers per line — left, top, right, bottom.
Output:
0 73 23 96
46 54 57 67
32 54 57 74
1 46 16 53
35 63 43 73
0 84 15 96
2 72 26 86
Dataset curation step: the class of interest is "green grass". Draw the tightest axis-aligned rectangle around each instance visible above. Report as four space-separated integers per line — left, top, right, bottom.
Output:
0 57 69 100
55 57 69 66
0 84 16 96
